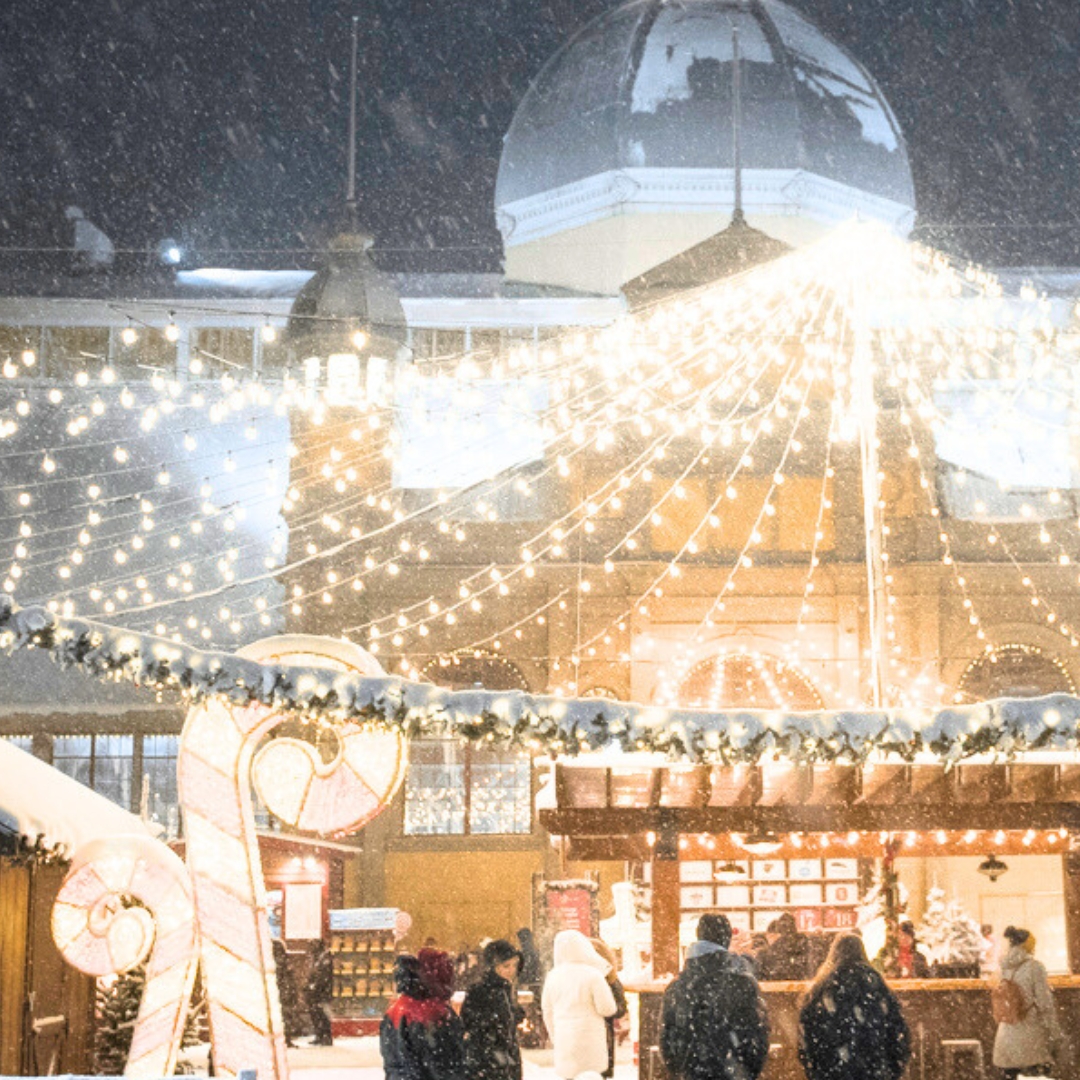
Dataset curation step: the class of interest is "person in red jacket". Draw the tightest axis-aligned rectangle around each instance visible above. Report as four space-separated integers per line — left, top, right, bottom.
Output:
381 949 466 1080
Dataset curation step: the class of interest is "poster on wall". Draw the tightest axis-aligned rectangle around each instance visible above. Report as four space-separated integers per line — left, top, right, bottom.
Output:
824 882 858 906
284 882 324 940
533 876 600 966
267 889 284 940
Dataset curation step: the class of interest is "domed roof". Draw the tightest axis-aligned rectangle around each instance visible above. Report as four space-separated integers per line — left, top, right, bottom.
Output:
496 0 914 212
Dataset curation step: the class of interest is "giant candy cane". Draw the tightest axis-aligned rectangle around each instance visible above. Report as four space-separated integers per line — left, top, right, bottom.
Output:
177 635 407 1080
51 835 198 1077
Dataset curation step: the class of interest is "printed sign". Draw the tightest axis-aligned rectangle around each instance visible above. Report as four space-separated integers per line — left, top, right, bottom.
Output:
728 911 752 935
713 860 750 879
794 908 824 932
789 859 824 880
680 861 714 883
752 860 786 881
753 910 785 933
680 885 715 909
825 882 858 906
789 883 824 906
825 858 859 880
824 908 859 930
714 884 752 908
753 884 786 907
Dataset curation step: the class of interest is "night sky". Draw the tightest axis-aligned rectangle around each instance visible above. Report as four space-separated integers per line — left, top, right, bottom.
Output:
1 0 1079 271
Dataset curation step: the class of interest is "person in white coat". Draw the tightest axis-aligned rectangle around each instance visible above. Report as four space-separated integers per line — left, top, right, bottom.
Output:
541 930 619 1079
992 926 1064 1080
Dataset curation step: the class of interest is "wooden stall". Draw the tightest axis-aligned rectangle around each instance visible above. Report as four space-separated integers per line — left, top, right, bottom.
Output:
0 856 95 1075
540 759 1080 1080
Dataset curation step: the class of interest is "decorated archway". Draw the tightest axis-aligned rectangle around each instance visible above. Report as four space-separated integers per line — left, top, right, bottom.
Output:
676 650 825 711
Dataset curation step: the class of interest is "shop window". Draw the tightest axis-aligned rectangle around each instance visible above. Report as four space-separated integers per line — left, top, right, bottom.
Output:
1 735 32 752
677 652 824 711
194 328 255 374
142 735 180 838
52 733 134 811
403 740 532 836
956 644 1074 703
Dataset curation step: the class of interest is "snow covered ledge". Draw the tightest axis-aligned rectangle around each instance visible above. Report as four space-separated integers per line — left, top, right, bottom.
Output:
2 597 1080 767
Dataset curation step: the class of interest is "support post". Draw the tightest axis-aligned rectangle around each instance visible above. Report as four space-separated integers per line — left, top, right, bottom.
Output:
651 821 681 978
1064 836 1080 974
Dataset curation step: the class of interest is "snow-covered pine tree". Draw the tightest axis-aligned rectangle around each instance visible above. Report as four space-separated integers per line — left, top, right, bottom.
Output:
918 886 983 976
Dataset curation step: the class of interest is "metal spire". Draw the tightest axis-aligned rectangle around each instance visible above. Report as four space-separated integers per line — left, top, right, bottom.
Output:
345 14 360 230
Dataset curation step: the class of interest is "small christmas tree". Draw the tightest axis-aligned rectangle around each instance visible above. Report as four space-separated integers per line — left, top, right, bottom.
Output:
858 841 906 972
918 886 983 975
95 966 144 1075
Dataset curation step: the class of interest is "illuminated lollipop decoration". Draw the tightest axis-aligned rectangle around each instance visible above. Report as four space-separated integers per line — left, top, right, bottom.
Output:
51 835 198 1078
177 635 407 1080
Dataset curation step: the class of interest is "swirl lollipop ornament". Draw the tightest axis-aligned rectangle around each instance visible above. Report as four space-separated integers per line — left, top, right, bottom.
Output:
177 635 407 1080
51 835 197 1078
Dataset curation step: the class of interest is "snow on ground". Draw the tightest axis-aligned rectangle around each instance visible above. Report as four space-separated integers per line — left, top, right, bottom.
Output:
180 1036 638 1079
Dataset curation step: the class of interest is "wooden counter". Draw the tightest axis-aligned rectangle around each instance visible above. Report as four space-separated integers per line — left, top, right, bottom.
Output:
630 977 1080 1080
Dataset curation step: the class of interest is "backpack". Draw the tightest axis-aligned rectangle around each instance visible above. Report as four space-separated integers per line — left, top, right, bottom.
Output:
991 975 1029 1025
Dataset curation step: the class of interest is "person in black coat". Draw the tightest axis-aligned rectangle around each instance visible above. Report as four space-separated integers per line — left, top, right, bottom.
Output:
461 938 524 1080
660 914 770 1080
757 914 812 982
799 932 911 1080
272 939 300 1047
306 940 334 1046
381 949 466 1080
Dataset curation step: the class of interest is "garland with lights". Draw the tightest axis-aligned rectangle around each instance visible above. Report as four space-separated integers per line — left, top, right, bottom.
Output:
4 595 1080 765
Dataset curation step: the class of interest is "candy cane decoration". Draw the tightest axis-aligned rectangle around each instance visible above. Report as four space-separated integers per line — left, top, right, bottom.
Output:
178 635 407 1080
51 835 198 1078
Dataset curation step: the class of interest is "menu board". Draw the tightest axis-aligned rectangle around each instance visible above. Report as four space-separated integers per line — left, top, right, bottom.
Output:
676 857 863 933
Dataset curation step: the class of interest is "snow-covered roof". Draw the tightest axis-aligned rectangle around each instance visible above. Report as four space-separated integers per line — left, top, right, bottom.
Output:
0 738 154 855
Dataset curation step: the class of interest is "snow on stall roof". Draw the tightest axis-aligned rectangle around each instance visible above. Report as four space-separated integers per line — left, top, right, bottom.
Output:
2 598 1080 766
176 268 315 298
0 738 154 855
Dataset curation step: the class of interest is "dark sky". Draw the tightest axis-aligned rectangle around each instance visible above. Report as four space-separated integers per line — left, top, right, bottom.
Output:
1 0 1079 270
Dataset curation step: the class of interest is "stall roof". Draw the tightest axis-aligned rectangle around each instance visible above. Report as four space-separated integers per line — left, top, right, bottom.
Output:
0 739 154 856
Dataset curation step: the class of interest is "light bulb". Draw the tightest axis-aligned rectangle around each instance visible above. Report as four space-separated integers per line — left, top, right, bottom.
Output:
120 325 138 346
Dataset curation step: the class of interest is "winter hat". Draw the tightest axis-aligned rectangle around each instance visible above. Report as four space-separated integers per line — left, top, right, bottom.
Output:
553 929 610 972
697 913 732 948
1003 926 1031 949
393 954 425 998
483 938 523 969
418 948 455 1000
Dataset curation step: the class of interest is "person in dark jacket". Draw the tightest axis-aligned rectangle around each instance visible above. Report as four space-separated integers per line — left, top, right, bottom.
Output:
306 940 334 1046
272 939 300 1047
380 949 466 1080
461 938 524 1080
799 932 911 1080
660 914 770 1080
591 937 628 1079
757 914 811 982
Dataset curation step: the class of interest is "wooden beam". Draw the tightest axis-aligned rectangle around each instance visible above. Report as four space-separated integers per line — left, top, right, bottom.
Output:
540 802 1080 836
1066 842 1080 976
651 822 680 978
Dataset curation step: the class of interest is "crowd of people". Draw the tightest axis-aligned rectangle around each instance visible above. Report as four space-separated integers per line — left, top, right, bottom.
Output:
346 914 1066 1080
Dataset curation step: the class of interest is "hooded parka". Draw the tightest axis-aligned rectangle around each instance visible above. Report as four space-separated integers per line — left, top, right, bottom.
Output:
541 930 619 1079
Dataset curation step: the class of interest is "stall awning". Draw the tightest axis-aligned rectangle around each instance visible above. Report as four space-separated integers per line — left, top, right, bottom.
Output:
540 760 1080 857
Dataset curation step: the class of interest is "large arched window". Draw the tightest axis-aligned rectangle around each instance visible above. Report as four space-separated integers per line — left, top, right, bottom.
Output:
677 651 824 711
955 644 1075 703
406 651 533 836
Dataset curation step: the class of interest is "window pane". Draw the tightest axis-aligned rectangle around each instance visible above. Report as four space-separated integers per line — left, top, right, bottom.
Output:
469 753 532 835
53 735 92 787
404 741 465 835
93 735 134 810
142 735 180 838
1 735 32 753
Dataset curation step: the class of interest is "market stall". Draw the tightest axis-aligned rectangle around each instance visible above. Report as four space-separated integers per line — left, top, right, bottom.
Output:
540 758 1080 1080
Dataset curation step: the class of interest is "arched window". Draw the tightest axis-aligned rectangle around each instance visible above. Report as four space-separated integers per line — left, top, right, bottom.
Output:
956 644 1075 703
406 651 532 836
676 651 824 711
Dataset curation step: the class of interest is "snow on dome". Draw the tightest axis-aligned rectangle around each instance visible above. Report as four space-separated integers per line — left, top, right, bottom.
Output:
497 0 913 208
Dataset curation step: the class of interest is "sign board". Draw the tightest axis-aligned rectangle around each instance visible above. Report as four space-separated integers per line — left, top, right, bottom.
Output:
329 907 399 932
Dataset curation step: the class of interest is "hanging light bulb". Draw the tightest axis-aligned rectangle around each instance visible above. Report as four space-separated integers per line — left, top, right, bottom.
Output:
164 315 180 343
120 323 138 347
977 854 1009 883
261 322 277 344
